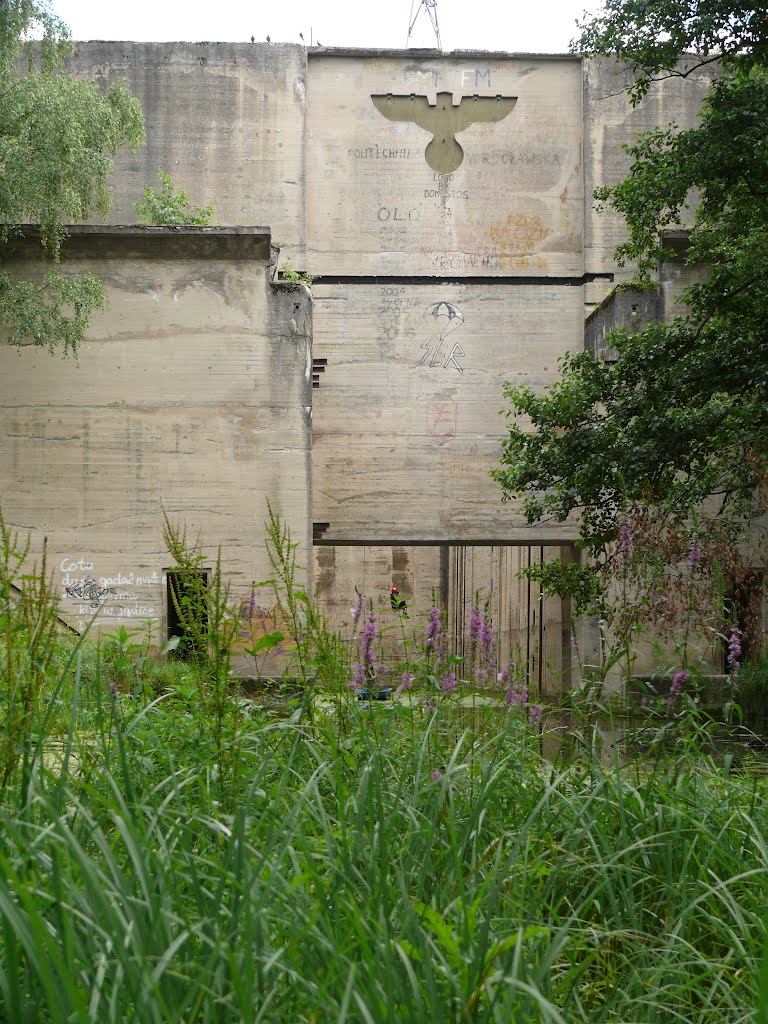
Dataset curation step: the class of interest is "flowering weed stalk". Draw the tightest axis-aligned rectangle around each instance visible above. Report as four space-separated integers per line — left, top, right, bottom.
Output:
350 609 380 693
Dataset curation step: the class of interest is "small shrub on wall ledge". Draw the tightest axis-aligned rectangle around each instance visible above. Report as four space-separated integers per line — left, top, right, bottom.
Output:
279 258 314 287
134 169 215 226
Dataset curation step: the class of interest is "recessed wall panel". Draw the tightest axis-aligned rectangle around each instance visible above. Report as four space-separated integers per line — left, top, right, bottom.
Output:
307 54 583 277
312 281 582 542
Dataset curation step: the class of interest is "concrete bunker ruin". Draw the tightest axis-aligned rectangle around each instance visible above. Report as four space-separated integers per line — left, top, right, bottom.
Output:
0 44 719 683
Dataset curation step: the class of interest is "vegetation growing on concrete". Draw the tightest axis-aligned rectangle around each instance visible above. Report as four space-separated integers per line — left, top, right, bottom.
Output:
279 257 314 287
1 509 767 1022
134 169 216 226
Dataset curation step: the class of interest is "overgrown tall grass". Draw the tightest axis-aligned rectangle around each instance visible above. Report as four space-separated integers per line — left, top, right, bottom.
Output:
1 514 767 1021
1 668 767 1022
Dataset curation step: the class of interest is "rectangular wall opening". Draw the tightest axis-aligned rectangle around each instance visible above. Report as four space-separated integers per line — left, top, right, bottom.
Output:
166 569 210 660
312 542 575 697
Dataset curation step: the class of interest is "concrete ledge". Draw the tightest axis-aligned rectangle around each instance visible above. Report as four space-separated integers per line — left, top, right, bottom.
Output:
2 225 273 262
585 286 663 362
308 47 578 59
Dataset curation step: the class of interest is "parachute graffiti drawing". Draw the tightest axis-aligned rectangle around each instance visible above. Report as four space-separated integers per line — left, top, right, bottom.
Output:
419 301 465 372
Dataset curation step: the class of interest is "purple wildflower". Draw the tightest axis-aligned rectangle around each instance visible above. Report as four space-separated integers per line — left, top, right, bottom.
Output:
400 672 415 691
468 604 495 682
424 606 448 669
480 614 495 664
424 606 442 648
468 606 482 648
360 612 378 664
430 768 443 781
505 684 527 709
727 625 742 676
109 678 118 699
618 520 634 567
665 669 688 714
670 669 688 695
350 611 379 690
348 662 365 691
436 624 448 663
440 670 457 695
570 633 579 654
688 542 702 569
422 697 437 715
528 704 543 725
664 670 689 713
351 592 364 629
247 587 257 621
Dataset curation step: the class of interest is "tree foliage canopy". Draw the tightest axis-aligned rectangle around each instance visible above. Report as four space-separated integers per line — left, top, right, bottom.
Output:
493 2 768 549
0 0 144 354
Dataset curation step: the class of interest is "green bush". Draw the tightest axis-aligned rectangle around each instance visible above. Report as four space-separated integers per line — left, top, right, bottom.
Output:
134 169 215 226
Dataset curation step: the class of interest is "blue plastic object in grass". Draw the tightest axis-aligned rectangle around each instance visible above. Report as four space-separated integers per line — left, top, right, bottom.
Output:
357 688 392 701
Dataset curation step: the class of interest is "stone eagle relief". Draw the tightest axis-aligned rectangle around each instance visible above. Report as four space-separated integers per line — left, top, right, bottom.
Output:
370 92 517 173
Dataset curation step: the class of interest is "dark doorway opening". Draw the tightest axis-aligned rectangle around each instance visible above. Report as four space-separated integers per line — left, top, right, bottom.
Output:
166 569 209 660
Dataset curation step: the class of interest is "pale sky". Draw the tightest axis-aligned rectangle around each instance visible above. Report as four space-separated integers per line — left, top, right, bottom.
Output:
52 0 599 53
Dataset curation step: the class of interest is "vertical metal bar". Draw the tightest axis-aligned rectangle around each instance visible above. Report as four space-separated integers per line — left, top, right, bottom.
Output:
538 545 545 700
439 543 449 617
525 546 532 694
560 544 574 692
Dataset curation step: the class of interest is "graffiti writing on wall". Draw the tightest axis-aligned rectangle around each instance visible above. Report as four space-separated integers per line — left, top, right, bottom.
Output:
402 66 496 90
378 286 416 347
60 556 160 629
427 401 458 443
419 302 465 373
424 171 469 221
64 577 115 609
349 145 415 160
489 213 553 260
464 150 562 168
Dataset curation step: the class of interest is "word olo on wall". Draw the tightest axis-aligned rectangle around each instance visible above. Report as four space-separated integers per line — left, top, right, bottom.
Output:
377 206 419 222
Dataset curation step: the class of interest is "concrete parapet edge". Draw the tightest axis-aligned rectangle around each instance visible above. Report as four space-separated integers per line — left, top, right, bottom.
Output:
2 225 273 262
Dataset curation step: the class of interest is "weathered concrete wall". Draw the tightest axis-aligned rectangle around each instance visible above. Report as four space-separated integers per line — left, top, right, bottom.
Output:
584 286 663 362
63 43 308 263
313 543 442 639
582 56 718 307
0 228 312 649
3 44 723 682
306 52 583 277
312 280 583 543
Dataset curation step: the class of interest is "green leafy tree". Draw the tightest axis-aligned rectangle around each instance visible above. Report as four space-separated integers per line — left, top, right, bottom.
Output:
134 169 215 226
494 2 768 550
0 0 144 355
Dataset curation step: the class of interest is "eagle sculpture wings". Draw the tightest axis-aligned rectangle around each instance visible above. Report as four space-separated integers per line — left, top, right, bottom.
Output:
371 91 517 172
